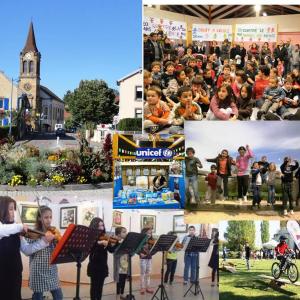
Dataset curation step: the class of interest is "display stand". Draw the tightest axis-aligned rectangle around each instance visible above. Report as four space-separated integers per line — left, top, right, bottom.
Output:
50 224 100 300
114 232 148 300
184 237 211 300
150 234 178 300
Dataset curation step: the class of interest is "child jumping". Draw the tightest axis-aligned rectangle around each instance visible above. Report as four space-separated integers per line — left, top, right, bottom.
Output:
205 165 218 204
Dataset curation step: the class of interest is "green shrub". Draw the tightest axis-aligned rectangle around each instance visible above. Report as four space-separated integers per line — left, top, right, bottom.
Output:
117 118 142 131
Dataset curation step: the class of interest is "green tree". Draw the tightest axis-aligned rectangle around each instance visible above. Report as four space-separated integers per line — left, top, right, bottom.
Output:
226 221 256 251
64 80 118 127
261 221 270 244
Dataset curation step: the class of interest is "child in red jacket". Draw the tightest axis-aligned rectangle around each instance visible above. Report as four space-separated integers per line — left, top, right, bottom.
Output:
205 165 218 204
275 235 292 270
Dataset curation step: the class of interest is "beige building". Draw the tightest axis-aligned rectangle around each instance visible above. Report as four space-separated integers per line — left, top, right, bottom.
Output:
117 69 143 120
0 22 64 131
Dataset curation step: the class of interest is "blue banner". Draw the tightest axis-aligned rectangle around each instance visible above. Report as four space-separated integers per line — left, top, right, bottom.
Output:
136 148 173 159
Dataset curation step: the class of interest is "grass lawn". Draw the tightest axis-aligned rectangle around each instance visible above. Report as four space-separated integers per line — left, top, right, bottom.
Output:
220 259 300 299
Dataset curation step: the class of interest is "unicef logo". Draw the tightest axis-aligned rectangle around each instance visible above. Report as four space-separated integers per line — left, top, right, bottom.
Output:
162 149 173 158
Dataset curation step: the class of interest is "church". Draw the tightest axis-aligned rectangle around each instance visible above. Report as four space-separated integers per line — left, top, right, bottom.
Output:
0 22 64 131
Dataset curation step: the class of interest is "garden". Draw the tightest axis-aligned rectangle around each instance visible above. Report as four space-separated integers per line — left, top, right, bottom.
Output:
0 134 113 187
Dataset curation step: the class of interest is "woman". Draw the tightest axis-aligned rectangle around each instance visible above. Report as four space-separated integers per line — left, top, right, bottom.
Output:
208 231 219 287
209 40 221 58
153 170 167 191
220 39 230 64
260 42 271 65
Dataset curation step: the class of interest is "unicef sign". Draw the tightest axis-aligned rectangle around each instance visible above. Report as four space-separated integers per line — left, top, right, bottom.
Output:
136 148 173 159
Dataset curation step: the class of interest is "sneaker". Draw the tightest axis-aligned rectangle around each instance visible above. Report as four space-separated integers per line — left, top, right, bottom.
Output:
183 281 188 285
146 289 154 294
243 196 247 202
290 210 294 215
284 209 288 216
140 289 146 295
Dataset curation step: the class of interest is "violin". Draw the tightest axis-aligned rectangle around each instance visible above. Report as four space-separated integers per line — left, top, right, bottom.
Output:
22 226 61 241
99 234 120 246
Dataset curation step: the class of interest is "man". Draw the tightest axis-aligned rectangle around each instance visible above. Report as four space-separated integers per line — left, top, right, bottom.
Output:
245 242 251 271
273 41 288 76
145 32 163 69
285 39 293 74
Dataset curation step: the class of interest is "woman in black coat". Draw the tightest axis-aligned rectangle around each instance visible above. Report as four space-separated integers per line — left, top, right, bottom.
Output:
208 231 219 287
87 218 117 300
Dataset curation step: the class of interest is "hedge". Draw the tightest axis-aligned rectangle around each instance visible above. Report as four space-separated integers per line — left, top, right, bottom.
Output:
117 118 142 131
0 126 18 139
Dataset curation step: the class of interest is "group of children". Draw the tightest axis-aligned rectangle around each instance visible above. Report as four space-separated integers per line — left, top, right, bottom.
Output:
144 34 300 132
185 147 300 215
0 196 218 300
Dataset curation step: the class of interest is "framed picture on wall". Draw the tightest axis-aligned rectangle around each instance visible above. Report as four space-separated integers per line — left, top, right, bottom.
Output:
173 215 188 233
141 215 156 233
60 206 77 229
81 207 98 226
21 205 38 224
112 210 123 227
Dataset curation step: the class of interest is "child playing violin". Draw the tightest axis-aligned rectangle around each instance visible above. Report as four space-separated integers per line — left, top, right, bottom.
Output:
27 206 63 300
0 196 54 300
113 227 128 300
139 227 154 295
164 231 179 285
87 218 118 300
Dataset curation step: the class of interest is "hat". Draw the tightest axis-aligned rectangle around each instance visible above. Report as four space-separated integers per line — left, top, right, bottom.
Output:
279 235 287 241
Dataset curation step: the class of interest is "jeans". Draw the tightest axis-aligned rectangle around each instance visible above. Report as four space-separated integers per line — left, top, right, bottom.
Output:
219 174 229 197
260 100 280 114
184 253 198 282
164 259 177 283
185 175 200 202
268 185 276 205
255 98 264 108
237 175 249 198
32 288 63 300
140 259 152 289
252 185 261 206
282 182 294 210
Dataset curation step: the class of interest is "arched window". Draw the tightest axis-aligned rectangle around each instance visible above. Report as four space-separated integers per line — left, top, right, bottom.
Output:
23 61 28 74
29 61 34 73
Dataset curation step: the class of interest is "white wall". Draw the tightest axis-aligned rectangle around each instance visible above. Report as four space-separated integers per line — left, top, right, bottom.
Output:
8 188 216 285
118 71 143 119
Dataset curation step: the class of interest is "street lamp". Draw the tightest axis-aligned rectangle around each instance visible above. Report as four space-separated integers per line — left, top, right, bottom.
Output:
9 77 19 136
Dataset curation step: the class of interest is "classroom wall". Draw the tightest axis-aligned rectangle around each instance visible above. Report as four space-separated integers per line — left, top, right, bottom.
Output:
14 188 215 285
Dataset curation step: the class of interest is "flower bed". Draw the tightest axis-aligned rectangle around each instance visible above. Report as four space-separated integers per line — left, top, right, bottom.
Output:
0 135 113 187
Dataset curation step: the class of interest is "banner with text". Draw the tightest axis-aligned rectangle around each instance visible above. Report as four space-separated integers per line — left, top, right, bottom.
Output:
143 16 187 40
192 24 233 42
235 24 277 42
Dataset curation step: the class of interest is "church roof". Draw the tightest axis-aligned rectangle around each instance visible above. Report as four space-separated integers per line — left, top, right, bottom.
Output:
22 22 39 53
40 85 64 104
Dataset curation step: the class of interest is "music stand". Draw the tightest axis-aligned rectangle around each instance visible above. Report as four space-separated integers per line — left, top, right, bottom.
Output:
114 232 147 300
184 237 211 300
50 224 100 300
150 234 178 300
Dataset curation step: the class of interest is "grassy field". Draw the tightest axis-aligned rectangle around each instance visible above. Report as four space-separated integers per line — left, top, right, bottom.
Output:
220 259 300 299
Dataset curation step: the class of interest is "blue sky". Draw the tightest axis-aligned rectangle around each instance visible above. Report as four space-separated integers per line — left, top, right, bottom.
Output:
185 121 300 171
0 0 141 98
219 221 280 248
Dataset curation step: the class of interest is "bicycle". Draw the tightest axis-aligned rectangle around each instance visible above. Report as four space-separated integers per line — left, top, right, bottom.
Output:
271 250 299 283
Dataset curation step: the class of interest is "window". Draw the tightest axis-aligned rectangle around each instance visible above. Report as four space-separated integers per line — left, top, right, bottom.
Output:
23 61 28 74
135 108 142 119
29 61 34 73
0 99 3 109
135 86 143 101
43 107 48 119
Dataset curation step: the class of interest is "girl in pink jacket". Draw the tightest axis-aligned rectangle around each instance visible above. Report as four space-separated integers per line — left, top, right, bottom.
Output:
236 145 254 201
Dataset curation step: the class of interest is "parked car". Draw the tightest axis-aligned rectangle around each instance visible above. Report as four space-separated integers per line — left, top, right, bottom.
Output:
56 128 66 137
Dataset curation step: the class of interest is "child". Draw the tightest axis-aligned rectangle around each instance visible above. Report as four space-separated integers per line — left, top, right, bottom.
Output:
164 231 178 285
236 145 254 202
266 162 277 207
206 149 235 200
207 84 238 120
185 66 195 82
183 226 198 284
232 70 248 98
164 70 189 99
0 196 54 300
28 206 63 300
144 86 170 131
191 77 210 113
237 84 253 120
245 61 257 85
280 157 299 216
275 236 292 270
139 227 154 295
185 147 202 204
87 218 118 300
251 162 265 209
151 61 162 82
257 77 286 120
244 242 251 271
217 64 231 88
208 230 219 287
187 58 199 75
171 86 203 128
114 227 128 300
161 61 175 89
205 165 218 204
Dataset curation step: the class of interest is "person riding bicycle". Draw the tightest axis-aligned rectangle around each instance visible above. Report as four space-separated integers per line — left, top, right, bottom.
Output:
275 235 293 270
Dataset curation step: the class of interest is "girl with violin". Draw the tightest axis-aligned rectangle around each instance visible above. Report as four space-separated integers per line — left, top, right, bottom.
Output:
139 227 154 295
27 206 63 300
87 218 118 300
113 226 128 300
0 196 55 300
